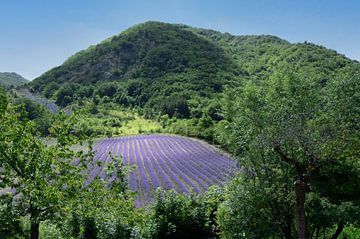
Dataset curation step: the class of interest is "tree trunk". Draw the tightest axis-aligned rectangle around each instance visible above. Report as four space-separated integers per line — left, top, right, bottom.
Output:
30 222 39 239
330 223 344 239
283 226 293 239
282 210 293 239
295 180 309 239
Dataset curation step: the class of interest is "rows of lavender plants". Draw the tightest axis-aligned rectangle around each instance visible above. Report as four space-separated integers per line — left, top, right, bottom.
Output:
89 135 237 207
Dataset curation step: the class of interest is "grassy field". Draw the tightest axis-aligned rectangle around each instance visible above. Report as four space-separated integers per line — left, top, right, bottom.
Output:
78 108 163 137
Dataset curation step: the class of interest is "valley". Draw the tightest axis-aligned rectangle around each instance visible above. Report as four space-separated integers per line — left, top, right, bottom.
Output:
1 20 359 239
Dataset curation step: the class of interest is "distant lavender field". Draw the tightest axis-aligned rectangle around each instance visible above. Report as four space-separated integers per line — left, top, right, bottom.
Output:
88 134 237 207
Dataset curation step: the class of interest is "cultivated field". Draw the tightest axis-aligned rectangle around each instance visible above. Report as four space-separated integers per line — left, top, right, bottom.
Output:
88 134 237 207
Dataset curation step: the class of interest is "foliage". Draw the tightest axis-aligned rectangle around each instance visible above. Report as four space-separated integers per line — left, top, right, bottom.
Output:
3 21 360 239
217 174 294 239
147 188 220 239
74 105 162 137
29 21 240 118
13 97 47 120
0 72 28 89
0 94 94 238
216 67 360 238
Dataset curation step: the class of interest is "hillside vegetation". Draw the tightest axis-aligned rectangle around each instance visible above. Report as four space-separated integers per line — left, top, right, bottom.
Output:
3 21 360 239
0 72 28 88
29 21 357 120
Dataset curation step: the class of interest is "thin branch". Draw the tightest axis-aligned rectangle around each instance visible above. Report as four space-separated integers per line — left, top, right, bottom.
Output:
273 144 301 171
0 150 25 178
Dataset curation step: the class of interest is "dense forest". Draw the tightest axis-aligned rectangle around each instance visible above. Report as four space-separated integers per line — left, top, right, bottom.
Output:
1 21 360 239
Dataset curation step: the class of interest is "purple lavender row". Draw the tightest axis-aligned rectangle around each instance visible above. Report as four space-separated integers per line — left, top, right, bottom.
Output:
148 137 190 193
173 136 230 169
158 135 222 181
90 135 237 206
159 136 220 184
177 136 235 167
169 136 227 181
171 136 234 179
137 139 161 189
133 138 151 195
179 137 238 180
155 137 210 191
142 138 174 190
149 138 193 194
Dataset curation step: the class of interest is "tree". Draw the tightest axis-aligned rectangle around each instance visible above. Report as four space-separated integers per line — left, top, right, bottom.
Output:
217 174 295 239
0 94 93 239
62 157 138 239
149 189 213 239
96 82 118 98
221 68 360 239
55 84 79 107
13 97 46 120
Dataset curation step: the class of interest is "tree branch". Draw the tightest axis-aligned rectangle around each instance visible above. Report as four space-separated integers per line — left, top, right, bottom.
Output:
273 144 301 172
330 223 344 239
0 150 25 178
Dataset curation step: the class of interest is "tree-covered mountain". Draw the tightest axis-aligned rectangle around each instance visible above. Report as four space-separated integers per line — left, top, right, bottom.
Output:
0 72 28 88
29 21 359 118
4 21 360 239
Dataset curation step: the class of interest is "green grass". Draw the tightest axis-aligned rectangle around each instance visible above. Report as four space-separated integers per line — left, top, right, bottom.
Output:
78 108 163 138
118 116 162 135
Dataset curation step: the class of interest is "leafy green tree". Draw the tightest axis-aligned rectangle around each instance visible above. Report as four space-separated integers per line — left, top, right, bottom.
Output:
220 68 360 239
96 82 118 98
56 83 79 107
149 189 213 239
0 97 93 239
13 97 46 120
61 159 138 239
218 174 295 239
43 82 59 98
158 95 190 118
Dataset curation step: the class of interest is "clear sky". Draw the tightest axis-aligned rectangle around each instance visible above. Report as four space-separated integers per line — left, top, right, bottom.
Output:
1 0 359 80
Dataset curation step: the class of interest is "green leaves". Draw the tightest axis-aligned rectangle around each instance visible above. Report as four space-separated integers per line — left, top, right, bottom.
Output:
0 102 94 236
218 66 360 238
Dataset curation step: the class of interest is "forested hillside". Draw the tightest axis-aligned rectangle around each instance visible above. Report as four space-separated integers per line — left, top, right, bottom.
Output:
3 21 360 239
29 21 357 120
0 72 28 88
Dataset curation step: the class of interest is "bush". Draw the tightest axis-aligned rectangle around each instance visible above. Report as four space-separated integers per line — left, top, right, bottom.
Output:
148 189 214 239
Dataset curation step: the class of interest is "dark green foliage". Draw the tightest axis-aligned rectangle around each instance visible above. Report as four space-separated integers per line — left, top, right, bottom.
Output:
155 94 190 118
29 21 239 116
0 87 8 115
12 97 54 135
43 82 59 98
83 217 98 239
217 175 294 239
32 22 233 85
149 189 218 239
0 194 25 238
56 83 80 107
96 82 118 98
216 67 360 238
13 97 46 120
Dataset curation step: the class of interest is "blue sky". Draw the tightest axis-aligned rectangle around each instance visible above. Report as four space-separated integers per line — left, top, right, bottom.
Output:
1 0 359 80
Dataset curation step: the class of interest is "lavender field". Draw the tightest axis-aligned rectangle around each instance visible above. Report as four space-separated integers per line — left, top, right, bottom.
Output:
88 134 237 207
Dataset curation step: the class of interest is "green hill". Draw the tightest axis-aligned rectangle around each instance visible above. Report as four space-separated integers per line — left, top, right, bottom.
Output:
0 72 28 89
29 21 359 117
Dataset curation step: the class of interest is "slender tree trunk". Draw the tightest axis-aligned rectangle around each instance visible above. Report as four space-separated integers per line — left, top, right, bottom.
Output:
283 226 293 239
30 222 39 239
314 226 320 239
282 210 293 239
330 223 344 239
294 180 309 239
